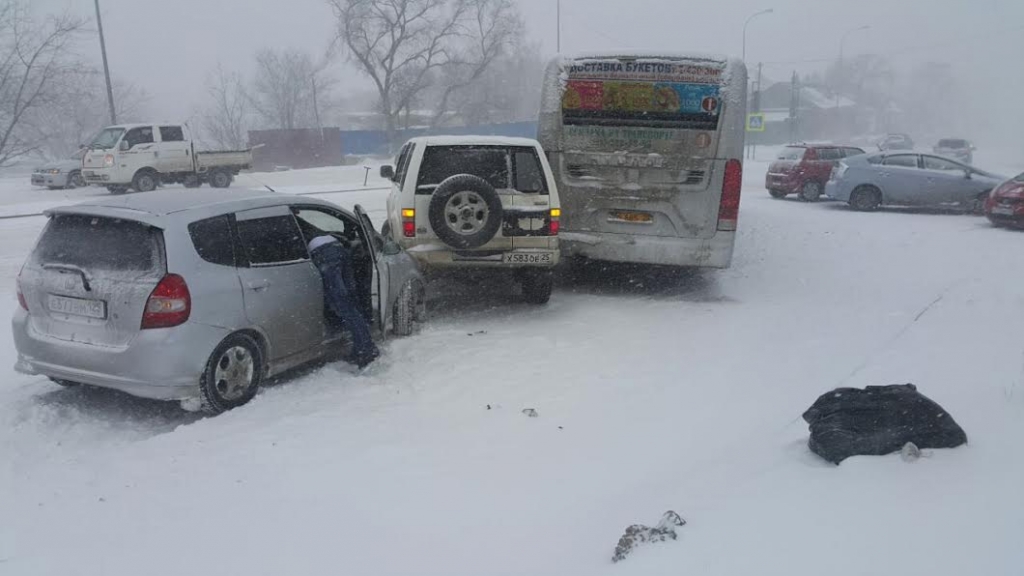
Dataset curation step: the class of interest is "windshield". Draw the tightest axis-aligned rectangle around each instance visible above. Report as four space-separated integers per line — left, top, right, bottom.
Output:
88 127 125 149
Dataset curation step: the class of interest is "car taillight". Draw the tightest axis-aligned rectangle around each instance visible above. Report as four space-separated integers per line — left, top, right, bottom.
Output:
141 274 191 329
16 279 27 311
718 159 742 232
401 208 416 237
549 208 560 235
103 154 114 167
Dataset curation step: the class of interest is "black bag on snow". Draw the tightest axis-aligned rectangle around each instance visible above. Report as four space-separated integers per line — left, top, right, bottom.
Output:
802 384 967 464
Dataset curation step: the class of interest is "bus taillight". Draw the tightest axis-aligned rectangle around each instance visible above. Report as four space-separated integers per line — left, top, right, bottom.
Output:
718 159 742 231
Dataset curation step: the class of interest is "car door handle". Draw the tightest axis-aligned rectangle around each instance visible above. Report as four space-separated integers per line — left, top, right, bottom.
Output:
246 279 271 292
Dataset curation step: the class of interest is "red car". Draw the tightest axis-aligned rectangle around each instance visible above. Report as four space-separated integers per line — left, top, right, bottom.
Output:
984 171 1024 228
766 144 865 201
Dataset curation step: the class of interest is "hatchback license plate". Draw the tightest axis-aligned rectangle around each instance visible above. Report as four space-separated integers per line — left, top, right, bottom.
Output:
609 210 653 224
48 294 106 319
505 253 553 264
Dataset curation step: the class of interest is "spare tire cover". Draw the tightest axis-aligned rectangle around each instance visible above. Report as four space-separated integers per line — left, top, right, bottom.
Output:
428 174 503 249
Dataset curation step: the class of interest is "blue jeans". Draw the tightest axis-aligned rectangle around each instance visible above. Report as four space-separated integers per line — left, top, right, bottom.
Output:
309 241 378 361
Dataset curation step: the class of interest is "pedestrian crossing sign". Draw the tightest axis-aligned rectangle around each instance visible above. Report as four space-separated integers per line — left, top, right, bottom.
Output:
746 113 766 132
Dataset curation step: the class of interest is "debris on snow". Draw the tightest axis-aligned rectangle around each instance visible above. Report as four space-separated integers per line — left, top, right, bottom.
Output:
522 408 538 418
802 383 968 464
900 442 922 463
612 510 686 563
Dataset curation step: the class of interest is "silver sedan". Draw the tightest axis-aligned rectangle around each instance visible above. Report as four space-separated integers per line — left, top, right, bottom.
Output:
12 189 426 413
825 151 1005 212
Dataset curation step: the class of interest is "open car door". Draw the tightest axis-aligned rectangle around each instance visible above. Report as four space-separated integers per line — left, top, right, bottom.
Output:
354 204 389 336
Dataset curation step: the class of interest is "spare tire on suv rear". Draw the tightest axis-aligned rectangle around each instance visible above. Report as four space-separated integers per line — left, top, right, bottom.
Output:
428 174 503 249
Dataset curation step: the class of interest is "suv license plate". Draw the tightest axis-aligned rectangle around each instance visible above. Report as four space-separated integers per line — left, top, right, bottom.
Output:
992 205 1015 216
505 253 553 264
48 294 106 319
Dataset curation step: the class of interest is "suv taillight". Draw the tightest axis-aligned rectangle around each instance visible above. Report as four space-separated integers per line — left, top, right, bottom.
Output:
16 278 27 311
141 274 191 329
718 159 742 232
549 208 561 235
401 208 416 238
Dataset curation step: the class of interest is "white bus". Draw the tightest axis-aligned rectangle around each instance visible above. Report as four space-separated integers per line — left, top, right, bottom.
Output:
538 53 747 268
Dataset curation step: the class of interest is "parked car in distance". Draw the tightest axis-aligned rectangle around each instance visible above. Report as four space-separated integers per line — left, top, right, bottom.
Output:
984 171 1024 228
878 133 915 151
933 138 974 164
12 189 425 413
31 149 86 190
826 151 1005 212
80 123 254 194
381 136 561 304
766 144 865 201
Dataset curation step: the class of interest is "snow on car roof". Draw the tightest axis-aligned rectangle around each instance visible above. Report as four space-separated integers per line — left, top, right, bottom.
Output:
45 188 326 226
410 135 541 147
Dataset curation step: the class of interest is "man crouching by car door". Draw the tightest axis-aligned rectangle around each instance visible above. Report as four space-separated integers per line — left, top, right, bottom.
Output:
307 235 380 368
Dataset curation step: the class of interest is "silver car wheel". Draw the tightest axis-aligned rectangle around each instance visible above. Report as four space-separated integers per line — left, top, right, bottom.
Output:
444 191 490 236
214 346 255 401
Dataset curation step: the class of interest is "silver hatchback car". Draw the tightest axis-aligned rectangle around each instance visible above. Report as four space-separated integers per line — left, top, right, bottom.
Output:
12 189 425 413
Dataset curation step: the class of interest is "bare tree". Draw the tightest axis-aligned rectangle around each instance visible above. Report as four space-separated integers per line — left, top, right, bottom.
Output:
249 48 334 131
201 63 249 149
427 0 523 127
434 40 540 127
0 1 85 166
327 0 471 146
33 73 149 159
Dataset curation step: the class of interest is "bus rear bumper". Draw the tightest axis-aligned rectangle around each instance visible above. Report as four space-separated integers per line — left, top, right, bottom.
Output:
560 231 735 268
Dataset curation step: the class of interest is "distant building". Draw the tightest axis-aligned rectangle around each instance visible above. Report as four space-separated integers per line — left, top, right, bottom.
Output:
749 80 860 145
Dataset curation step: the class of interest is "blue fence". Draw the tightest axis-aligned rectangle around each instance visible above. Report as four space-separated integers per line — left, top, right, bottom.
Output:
340 121 538 156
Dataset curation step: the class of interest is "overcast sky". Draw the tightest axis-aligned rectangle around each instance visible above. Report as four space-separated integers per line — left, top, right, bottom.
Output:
36 0 1024 147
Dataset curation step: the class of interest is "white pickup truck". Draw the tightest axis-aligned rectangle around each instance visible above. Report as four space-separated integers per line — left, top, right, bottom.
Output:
81 123 254 193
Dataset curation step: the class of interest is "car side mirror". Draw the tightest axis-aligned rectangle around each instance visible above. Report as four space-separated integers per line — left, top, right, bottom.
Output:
119 140 129 152
382 238 402 256
380 165 395 180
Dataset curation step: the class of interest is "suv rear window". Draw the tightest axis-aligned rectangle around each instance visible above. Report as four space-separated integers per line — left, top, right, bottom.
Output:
416 145 548 195
33 214 164 274
777 147 805 160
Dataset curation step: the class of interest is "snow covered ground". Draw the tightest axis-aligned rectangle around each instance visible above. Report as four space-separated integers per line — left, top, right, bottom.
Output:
2 151 1024 575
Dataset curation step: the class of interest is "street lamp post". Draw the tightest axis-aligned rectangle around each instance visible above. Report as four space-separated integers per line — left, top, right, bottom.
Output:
556 0 561 53
742 8 773 63
93 0 117 125
836 25 870 107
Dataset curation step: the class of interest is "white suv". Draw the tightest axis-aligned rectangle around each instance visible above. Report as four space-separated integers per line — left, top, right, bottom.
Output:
381 136 561 303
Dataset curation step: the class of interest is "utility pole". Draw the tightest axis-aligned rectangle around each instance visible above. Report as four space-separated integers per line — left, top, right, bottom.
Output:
311 76 324 147
93 0 117 125
751 61 762 160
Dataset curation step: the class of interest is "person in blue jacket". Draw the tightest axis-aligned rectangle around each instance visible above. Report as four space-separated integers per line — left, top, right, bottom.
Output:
307 235 379 368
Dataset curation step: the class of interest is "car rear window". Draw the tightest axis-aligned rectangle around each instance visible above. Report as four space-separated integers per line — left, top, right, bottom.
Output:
33 214 164 274
777 147 805 160
938 139 966 148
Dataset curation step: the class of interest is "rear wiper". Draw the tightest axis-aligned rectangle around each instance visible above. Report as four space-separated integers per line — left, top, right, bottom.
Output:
43 263 92 292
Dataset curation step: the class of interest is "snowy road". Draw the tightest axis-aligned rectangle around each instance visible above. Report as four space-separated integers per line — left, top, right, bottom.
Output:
2 156 1024 575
